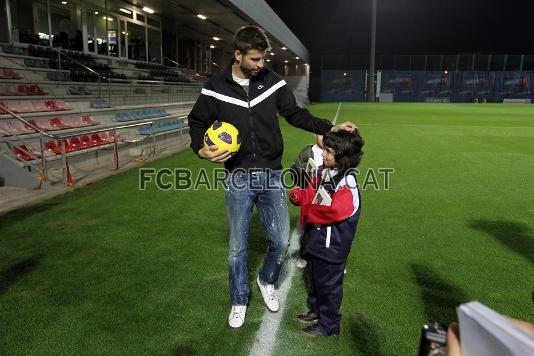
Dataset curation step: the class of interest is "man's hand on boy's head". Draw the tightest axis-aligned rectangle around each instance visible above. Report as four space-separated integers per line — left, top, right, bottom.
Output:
331 121 358 133
198 145 233 163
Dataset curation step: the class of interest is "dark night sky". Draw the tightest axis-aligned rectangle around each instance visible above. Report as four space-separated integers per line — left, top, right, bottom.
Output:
265 0 534 59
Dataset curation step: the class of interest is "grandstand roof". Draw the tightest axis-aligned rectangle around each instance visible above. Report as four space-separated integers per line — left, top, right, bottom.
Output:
133 0 309 63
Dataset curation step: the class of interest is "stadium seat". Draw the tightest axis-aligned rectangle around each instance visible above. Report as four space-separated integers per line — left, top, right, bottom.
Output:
12 145 41 161
65 136 82 152
50 117 70 129
4 85 19 96
80 135 93 148
81 115 97 126
18 85 29 95
44 100 56 111
28 85 47 95
62 116 95 128
3 101 24 113
89 99 109 108
44 140 62 154
0 121 11 136
114 112 129 121
31 100 48 112
89 133 105 146
101 131 123 142
8 120 36 135
138 125 150 135
54 100 72 111
1 69 21 79
29 119 54 131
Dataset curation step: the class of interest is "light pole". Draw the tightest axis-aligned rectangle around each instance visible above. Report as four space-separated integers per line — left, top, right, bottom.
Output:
368 0 377 102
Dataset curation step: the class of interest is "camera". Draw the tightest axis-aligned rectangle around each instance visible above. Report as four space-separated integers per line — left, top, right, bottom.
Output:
418 322 448 356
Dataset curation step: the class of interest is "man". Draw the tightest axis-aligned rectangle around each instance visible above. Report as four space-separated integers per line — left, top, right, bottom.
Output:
188 26 356 328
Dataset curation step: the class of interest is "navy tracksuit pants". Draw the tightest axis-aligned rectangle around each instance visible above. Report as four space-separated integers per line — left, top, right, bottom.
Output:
306 256 346 335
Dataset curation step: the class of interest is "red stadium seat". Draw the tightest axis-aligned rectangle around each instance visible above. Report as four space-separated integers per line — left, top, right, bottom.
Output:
54 100 72 111
8 120 36 135
3 101 24 113
80 135 92 148
50 117 70 129
28 84 46 95
12 145 41 161
90 133 105 145
31 100 47 112
18 85 29 95
29 119 53 131
65 136 82 152
45 100 57 111
1 69 21 79
44 140 62 154
82 115 97 126
61 116 83 128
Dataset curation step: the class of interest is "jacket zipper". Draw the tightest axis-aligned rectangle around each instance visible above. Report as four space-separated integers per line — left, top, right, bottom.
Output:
244 90 257 160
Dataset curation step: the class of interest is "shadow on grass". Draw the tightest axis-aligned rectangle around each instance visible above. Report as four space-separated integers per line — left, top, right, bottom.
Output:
0 255 42 294
347 312 383 355
171 344 197 355
470 220 534 264
410 264 467 324
0 199 60 232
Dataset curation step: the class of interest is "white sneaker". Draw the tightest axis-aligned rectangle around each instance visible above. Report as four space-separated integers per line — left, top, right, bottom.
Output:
295 258 307 268
228 305 247 328
256 276 280 312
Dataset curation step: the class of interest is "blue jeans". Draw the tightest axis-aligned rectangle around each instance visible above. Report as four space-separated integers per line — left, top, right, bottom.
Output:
224 170 290 306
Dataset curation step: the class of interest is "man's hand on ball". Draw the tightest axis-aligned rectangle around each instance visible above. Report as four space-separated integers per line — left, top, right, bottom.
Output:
198 145 233 163
331 121 358 133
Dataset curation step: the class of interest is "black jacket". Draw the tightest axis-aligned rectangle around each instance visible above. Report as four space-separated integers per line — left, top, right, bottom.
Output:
188 64 333 171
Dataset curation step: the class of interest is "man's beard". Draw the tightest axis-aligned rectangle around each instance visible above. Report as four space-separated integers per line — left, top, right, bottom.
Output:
240 63 260 78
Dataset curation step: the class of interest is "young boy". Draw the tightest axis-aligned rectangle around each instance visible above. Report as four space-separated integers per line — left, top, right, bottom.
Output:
289 130 364 337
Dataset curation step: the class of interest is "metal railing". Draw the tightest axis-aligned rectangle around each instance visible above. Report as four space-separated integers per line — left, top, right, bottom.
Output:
0 51 202 105
53 48 111 102
0 104 177 187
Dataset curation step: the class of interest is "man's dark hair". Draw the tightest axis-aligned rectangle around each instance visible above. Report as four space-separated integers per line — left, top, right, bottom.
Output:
233 26 270 54
323 130 364 172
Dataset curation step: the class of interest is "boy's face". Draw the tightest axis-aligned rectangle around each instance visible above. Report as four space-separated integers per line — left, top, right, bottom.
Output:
234 49 266 78
322 147 336 167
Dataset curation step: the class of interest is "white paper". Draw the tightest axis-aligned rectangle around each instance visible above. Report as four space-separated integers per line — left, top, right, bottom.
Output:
457 301 534 356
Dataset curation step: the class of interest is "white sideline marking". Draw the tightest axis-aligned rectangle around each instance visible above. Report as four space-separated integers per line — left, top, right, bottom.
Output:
333 102 342 124
248 228 300 356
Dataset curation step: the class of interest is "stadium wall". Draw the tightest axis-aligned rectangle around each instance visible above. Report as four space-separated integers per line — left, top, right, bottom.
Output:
320 70 534 103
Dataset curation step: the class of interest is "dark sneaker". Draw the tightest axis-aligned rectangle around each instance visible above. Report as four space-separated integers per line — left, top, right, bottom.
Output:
302 324 327 337
297 311 319 324
302 323 339 337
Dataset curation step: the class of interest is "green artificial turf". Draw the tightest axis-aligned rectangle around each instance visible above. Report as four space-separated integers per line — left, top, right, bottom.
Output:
1 103 533 355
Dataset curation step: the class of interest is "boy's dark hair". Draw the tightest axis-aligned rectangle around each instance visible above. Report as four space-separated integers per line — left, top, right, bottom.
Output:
233 26 271 54
323 130 364 172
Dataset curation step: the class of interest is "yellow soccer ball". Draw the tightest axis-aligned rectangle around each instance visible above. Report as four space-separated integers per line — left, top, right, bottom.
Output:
204 121 241 154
